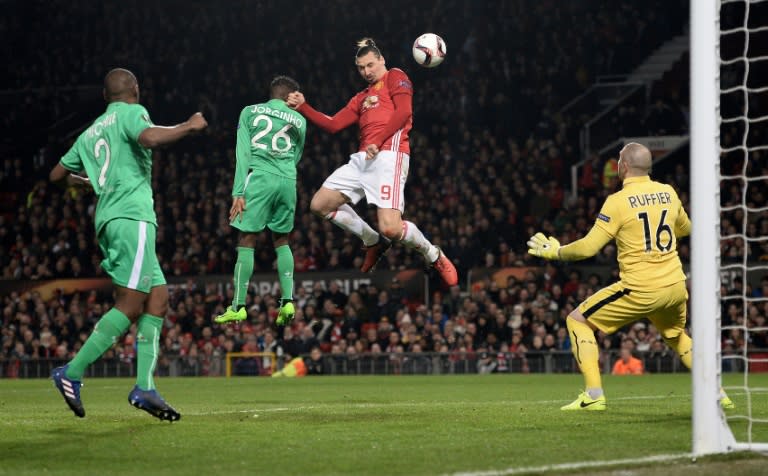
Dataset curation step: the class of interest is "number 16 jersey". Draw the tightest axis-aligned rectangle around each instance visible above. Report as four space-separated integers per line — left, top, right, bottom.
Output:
593 175 691 289
60 101 155 235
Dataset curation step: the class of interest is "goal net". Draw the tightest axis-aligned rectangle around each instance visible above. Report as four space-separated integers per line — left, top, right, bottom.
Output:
691 0 768 455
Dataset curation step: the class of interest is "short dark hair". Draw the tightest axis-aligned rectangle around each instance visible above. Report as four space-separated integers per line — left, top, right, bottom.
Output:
355 37 382 59
270 75 300 100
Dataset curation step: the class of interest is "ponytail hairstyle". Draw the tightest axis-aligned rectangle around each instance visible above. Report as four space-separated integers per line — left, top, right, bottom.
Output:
356 37 382 59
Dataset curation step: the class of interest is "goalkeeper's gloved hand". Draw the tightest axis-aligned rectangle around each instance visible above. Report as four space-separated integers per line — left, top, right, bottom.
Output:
527 232 561 260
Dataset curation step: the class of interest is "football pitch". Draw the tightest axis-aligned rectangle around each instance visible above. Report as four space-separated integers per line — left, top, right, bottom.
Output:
1 374 766 476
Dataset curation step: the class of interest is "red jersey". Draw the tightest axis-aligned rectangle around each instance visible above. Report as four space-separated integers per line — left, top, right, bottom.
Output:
344 68 413 154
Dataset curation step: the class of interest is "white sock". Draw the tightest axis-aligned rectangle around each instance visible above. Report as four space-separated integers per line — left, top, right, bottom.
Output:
327 204 379 246
586 387 604 399
400 221 439 262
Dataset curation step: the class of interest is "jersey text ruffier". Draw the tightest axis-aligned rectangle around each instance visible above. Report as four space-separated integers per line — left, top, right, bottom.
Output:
627 191 672 208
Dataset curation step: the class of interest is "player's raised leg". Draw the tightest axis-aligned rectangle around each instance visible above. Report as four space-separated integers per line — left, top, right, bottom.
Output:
377 208 458 286
362 150 457 285
310 186 387 272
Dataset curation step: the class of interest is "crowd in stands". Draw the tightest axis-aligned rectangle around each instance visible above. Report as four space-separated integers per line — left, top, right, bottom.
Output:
3 268 767 376
2 0 703 281
2 0 767 374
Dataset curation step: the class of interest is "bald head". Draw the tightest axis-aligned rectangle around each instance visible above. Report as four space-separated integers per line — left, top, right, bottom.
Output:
619 142 652 177
104 68 139 103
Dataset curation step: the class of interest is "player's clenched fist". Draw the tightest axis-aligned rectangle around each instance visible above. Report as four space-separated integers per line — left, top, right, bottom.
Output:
527 232 561 260
286 92 305 109
187 112 208 131
365 144 379 160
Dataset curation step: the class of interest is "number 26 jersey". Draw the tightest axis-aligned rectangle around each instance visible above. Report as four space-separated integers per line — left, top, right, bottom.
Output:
233 98 307 196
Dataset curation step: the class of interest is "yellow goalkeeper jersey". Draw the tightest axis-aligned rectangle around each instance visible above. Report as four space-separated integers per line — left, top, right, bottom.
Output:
561 175 690 290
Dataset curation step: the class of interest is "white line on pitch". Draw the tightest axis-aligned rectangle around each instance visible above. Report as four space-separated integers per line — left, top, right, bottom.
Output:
445 453 692 476
182 393 691 416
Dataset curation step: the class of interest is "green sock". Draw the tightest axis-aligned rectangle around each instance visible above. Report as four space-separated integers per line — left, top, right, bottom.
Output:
275 244 294 302
232 246 254 311
136 314 163 391
66 308 131 380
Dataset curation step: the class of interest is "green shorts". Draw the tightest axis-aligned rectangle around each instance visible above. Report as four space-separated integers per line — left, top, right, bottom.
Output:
98 218 166 293
232 171 296 234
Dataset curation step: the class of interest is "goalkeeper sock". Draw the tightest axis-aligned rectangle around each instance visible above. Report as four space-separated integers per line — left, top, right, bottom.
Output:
664 331 693 370
400 221 439 263
66 308 131 380
232 246 254 311
136 314 163 391
275 244 294 301
566 317 602 392
327 204 379 247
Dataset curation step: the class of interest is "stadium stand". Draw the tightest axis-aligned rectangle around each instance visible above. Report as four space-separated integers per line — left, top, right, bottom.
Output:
2 0 766 377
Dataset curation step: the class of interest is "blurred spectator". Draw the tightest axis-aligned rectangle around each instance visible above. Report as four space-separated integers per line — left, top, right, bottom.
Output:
305 346 325 375
612 347 644 375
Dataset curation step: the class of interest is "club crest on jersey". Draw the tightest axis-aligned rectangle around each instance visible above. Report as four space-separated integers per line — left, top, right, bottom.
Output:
373 81 384 90
362 95 379 110
598 213 611 223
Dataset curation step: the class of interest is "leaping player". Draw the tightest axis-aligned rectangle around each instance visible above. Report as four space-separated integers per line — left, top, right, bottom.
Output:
286 37 457 287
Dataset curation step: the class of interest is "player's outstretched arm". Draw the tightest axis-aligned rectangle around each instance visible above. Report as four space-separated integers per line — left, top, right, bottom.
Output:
528 226 613 261
138 112 208 149
287 92 357 134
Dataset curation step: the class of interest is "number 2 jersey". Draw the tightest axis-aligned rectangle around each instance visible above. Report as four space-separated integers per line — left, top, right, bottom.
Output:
59 101 155 235
233 98 307 196
560 175 691 290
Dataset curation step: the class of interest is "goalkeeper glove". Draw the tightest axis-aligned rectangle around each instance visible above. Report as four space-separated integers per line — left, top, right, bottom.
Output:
527 232 561 260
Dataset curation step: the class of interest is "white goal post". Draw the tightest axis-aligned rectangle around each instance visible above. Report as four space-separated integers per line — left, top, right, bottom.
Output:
691 0 768 455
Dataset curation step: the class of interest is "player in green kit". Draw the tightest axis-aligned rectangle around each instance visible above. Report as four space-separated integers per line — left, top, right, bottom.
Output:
214 76 306 327
49 68 207 421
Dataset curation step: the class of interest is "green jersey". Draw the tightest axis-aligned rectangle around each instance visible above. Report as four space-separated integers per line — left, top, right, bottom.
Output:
233 98 306 196
60 102 155 234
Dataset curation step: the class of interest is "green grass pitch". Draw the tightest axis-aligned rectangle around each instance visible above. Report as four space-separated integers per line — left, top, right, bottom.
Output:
1 374 767 475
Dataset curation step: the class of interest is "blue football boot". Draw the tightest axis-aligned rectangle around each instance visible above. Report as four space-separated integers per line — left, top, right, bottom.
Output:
128 386 181 422
52 365 85 418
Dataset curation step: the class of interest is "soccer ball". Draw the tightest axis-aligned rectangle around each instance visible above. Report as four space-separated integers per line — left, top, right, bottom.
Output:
412 33 446 68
